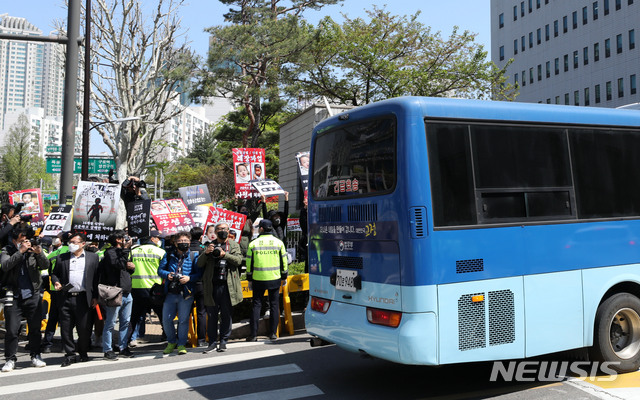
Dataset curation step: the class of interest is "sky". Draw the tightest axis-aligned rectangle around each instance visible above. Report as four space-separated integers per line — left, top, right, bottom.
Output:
2 1 490 153
2 0 491 59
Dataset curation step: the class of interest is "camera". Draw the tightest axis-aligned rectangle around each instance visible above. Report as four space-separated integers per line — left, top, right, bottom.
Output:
1 289 14 307
216 259 227 281
29 237 41 247
168 273 183 291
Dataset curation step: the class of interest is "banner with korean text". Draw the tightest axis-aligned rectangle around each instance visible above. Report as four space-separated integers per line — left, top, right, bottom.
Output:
71 181 120 242
150 199 195 237
9 188 46 229
178 184 213 228
41 205 73 237
233 148 265 199
204 206 246 242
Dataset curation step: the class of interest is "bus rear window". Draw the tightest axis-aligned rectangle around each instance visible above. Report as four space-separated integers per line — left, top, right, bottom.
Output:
312 117 396 200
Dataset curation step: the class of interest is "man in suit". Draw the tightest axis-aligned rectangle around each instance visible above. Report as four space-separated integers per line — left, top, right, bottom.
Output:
51 232 99 367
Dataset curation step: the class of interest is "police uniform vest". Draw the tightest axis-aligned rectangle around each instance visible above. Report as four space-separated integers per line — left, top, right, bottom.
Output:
246 233 288 282
130 243 166 289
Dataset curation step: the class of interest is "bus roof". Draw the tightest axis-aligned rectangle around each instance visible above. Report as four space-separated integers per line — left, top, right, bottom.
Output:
317 97 640 132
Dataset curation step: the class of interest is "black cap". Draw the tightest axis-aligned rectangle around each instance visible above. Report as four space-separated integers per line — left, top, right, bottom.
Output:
258 219 273 231
149 229 161 238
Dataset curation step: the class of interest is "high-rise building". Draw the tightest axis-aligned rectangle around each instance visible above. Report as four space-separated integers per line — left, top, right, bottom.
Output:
0 14 67 151
491 0 639 107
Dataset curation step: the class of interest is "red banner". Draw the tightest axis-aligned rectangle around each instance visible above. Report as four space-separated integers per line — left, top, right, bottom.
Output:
150 199 194 237
9 188 45 229
203 206 247 242
233 148 265 199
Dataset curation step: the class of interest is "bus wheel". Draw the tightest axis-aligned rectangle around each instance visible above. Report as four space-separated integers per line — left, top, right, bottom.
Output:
590 292 640 373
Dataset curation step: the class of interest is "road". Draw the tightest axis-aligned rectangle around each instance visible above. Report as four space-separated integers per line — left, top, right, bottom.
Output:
0 332 638 399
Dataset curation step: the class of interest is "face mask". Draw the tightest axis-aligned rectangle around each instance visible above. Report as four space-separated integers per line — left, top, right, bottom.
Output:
177 243 189 252
273 218 280 227
68 243 81 253
216 231 229 240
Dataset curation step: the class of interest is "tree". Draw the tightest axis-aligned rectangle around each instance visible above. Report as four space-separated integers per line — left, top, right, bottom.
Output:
192 0 341 148
88 0 197 183
0 114 53 192
290 7 517 105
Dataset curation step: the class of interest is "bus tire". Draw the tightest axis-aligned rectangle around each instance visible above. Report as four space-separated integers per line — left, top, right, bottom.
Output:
589 292 640 373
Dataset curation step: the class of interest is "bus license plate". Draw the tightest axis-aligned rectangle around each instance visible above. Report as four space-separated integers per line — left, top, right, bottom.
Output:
336 269 358 292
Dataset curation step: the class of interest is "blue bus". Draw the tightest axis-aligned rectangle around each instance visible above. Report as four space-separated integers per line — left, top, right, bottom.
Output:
305 96 640 373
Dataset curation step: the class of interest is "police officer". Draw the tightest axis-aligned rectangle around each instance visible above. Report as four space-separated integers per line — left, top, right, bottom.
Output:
127 230 166 347
246 219 288 341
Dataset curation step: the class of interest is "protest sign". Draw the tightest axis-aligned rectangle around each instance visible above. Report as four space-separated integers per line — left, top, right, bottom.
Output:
9 188 45 229
41 205 73 237
72 181 120 242
296 151 309 203
126 199 151 238
203 206 247 242
233 148 265 199
250 179 285 198
150 199 194 237
178 184 213 228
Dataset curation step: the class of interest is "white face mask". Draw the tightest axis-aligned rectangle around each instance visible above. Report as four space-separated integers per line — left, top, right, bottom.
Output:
68 243 81 253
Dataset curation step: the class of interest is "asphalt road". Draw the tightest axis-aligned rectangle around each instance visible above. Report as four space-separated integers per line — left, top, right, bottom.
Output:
0 331 637 399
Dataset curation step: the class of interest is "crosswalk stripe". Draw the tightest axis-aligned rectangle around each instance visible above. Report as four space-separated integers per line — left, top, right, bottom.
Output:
216 384 324 400
52 364 308 400
0 349 284 396
0 341 266 378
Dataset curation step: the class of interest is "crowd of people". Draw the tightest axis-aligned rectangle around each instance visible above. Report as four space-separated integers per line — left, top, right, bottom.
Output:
0 181 294 372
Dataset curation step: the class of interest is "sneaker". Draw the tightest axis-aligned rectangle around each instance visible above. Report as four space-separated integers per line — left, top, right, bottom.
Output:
203 342 218 354
41 346 52 354
128 340 138 348
104 351 118 361
268 334 278 341
263 310 270 319
198 339 207 348
1 360 15 372
217 342 227 352
31 355 46 368
177 345 187 355
246 336 257 342
119 348 134 358
163 343 177 354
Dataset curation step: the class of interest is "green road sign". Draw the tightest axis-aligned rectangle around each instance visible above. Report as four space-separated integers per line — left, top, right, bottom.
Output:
46 145 62 153
46 158 116 174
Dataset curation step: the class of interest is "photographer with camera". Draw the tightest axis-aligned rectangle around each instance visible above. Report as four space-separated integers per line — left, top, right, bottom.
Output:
157 231 201 355
0 226 50 372
197 222 243 353
0 204 20 248
120 176 150 205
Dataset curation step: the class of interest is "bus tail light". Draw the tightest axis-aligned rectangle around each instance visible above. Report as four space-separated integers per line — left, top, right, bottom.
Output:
310 297 331 313
366 307 402 328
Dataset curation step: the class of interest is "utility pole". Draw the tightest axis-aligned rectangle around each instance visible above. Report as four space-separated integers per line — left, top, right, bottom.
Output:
60 0 81 203
81 0 92 181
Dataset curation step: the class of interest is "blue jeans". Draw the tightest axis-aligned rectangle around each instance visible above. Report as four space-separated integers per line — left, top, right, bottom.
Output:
162 292 194 346
102 293 133 352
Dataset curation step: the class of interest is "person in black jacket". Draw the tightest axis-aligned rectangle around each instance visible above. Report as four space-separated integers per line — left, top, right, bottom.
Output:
0 204 20 249
189 226 206 347
0 226 50 372
99 230 135 360
261 191 289 242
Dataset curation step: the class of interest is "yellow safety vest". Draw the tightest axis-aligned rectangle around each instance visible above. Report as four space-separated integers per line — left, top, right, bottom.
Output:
246 234 288 281
130 243 166 289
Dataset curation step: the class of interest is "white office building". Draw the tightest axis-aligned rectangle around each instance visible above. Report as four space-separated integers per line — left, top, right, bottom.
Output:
491 0 639 107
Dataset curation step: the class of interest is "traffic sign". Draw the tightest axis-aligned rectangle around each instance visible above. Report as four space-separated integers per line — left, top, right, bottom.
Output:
46 145 62 153
46 158 116 174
